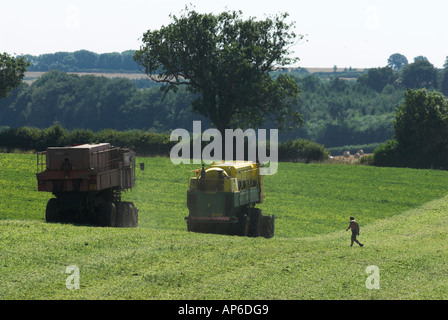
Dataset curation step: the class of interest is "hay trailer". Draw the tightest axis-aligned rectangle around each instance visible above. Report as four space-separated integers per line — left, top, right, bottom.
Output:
36 143 138 227
185 161 275 238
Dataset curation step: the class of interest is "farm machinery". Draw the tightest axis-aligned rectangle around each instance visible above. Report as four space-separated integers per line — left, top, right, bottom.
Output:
185 161 275 238
36 143 138 227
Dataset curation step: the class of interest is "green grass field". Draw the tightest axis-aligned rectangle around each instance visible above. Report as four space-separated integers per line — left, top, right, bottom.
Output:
1 153 448 299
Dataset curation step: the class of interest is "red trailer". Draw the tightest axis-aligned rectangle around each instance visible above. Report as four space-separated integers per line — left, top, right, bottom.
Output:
36 143 138 227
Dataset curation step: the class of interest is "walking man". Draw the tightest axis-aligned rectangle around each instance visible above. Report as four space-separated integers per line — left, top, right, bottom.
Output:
346 217 364 247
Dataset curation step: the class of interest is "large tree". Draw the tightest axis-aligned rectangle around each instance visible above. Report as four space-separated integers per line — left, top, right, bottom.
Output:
441 57 448 97
357 66 397 92
387 53 408 71
394 89 448 169
134 8 303 134
401 59 438 89
0 53 30 99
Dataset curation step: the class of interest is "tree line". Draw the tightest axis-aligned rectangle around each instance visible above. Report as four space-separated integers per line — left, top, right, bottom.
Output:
20 50 140 73
0 124 329 163
1 53 447 151
2 42 448 156
289 53 448 148
0 70 210 132
0 69 395 149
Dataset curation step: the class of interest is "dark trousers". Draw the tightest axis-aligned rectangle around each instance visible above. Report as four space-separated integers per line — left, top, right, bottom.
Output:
351 230 362 246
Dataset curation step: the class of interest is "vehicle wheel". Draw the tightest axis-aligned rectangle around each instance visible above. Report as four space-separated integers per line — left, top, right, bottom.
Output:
96 202 116 227
236 213 249 236
186 220 194 232
187 221 203 233
248 208 263 237
115 202 138 228
261 215 275 238
128 203 138 228
45 198 60 223
115 202 127 227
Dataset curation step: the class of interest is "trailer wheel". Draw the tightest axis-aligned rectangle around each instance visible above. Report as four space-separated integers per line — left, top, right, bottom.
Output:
128 203 138 228
96 202 116 227
115 202 138 228
45 198 60 223
115 202 127 227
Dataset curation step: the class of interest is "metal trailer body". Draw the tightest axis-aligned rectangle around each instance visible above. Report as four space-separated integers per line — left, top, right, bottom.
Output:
185 161 275 238
36 143 138 227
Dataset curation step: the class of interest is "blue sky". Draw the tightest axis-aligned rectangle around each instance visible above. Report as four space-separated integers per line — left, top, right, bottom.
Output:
1 0 448 68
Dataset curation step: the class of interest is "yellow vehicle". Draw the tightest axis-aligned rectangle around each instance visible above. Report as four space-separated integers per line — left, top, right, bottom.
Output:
185 161 274 238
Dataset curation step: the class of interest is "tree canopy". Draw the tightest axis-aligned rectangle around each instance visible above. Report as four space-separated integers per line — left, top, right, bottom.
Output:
374 89 448 169
357 66 397 92
401 59 438 89
21 50 139 72
134 8 303 133
387 53 408 71
0 53 29 99
394 89 448 167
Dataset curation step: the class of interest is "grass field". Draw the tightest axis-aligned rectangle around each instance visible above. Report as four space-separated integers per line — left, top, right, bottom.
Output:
1 153 448 299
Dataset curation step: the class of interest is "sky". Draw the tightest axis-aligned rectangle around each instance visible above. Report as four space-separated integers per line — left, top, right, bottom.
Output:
1 0 448 69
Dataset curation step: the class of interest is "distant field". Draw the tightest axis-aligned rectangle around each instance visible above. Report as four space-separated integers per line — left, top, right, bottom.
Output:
1 153 447 299
23 71 149 84
23 67 365 84
305 67 365 73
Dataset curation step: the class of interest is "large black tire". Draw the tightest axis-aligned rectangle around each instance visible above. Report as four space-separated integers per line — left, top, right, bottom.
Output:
261 215 275 238
235 213 249 236
248 208 263 237
96 202 116 227
186 220 196 232
45 198 60 223
187 221 226 234
115 202 138 228
129 203 138 228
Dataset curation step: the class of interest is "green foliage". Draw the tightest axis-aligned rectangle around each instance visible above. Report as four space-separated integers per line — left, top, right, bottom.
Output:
3 52 448 152
327 142 382 156
0 70 208 132
278 139 329 163
288 75 400 147
441 69 448 96
357 67 397 92
68 129 95 145
22 50 139 72
0 125 176 155
394 89 448 169
0 69 404 149
372 139 402 167
373 89 448 169
387 53 408 71
134 8 303 132
358 154 373 165
0 53 30 99
0 125 328 163
401 60 438 89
